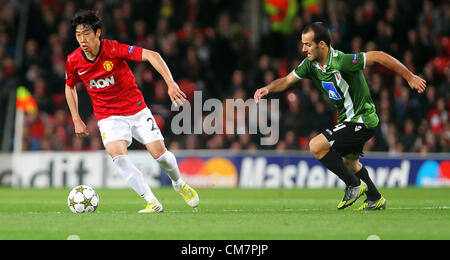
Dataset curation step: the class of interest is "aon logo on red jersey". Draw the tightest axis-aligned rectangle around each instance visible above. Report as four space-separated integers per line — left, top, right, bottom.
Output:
89 76 115 89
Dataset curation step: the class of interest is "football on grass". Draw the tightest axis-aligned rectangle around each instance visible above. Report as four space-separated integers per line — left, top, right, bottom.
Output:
68 185 99 213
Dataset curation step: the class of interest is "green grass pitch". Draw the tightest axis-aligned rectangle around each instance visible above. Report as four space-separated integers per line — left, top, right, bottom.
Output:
0 187 449 240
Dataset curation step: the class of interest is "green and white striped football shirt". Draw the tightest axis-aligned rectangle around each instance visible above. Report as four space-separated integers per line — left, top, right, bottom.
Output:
293 47 379 128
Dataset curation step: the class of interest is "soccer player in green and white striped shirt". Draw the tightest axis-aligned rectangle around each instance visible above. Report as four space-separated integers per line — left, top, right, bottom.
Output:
254 22 426 210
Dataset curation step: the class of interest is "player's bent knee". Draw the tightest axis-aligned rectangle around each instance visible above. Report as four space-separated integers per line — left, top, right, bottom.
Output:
105 140 128 158
308 140 318 156
145 140 167 159
309 135 330 158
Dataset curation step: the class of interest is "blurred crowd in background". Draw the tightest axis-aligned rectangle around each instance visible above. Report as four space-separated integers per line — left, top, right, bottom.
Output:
0 0 448 154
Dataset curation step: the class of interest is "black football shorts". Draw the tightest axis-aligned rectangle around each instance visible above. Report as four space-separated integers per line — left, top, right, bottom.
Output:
322 122 377 157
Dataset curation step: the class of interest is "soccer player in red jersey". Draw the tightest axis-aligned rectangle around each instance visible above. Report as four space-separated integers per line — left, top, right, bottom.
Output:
65 10 199 213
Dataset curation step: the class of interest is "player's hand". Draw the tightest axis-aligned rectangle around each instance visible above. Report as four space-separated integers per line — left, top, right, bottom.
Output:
254 87 269 104
167 81 187 107
407 74 427 94
73 118 89 138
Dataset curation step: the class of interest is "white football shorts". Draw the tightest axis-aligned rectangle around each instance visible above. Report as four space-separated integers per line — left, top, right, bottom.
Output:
97 107 164 147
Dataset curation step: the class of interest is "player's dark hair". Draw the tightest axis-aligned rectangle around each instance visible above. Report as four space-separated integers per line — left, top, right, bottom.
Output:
71 10 102 34
302 22 331 47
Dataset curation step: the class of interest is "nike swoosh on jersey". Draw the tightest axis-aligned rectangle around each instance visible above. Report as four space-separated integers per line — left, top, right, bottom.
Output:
78 71 88 75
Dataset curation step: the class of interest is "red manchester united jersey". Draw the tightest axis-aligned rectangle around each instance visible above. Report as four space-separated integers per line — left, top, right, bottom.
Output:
65 39 146 120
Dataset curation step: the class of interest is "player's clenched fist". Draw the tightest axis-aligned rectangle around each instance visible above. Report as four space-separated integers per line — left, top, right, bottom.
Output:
407 74 427 94
73 118 89 138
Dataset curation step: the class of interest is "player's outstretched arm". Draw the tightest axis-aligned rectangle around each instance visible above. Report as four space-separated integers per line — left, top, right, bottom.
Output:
254 72 299 103
365 51 427 94
65 84 89 138
142 49 187 107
